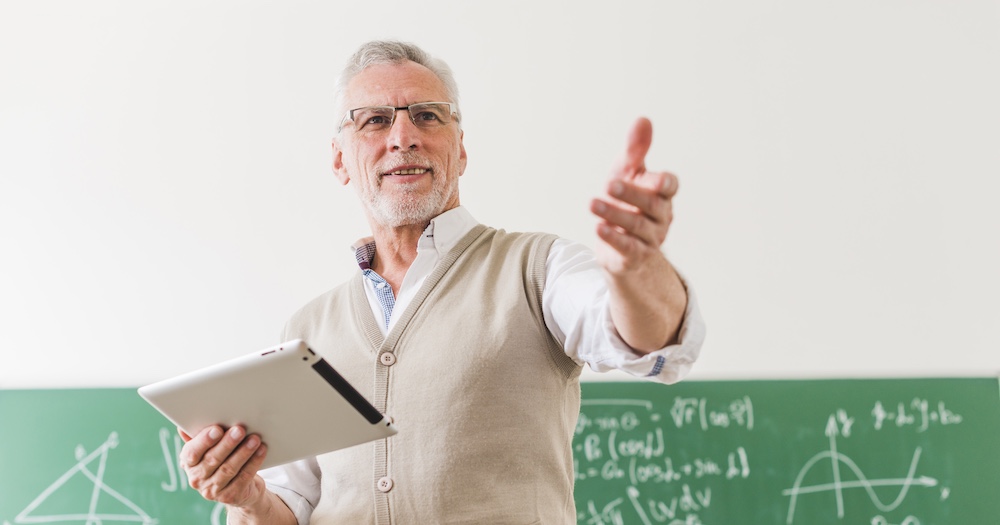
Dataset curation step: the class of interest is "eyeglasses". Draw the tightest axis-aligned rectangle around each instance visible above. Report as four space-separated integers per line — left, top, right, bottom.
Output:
339 102 458 133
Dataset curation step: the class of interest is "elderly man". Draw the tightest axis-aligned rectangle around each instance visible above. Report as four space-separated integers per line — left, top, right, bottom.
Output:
179 40 704 524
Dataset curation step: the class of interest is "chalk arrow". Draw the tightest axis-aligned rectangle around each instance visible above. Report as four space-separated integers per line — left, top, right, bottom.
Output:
917 476 938 487
825 414 845 517
825 415 839 437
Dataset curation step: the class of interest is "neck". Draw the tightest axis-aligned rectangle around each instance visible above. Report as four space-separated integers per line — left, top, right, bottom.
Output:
367 220 428 295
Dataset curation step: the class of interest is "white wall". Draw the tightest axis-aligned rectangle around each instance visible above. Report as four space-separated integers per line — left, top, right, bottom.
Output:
2 1 997 388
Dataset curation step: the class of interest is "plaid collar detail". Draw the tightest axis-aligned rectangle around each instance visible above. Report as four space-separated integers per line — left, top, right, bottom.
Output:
351 237 377 271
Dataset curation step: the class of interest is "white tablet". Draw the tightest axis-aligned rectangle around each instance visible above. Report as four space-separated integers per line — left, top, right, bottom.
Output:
138 339 397 469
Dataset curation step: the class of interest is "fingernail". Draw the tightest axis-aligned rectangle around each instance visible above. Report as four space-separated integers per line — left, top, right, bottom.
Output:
230 427 244 439
209 427 222 440
593 201 606 213
246 436 260 448
610 181 624 196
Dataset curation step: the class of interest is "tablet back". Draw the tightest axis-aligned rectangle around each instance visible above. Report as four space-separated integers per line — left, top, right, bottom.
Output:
138 339 397 469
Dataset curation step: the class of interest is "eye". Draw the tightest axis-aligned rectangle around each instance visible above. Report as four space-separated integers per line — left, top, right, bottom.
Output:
352 108 394 131
412 111 441 122
410 104 452 127
359 115 392 130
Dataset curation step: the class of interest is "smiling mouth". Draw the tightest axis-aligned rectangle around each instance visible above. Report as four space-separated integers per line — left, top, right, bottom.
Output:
384 168 431 176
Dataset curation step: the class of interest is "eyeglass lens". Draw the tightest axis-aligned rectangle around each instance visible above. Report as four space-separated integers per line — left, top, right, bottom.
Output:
349 103 453 132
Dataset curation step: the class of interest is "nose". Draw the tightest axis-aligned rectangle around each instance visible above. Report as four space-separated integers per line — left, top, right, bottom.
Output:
386 110 421 151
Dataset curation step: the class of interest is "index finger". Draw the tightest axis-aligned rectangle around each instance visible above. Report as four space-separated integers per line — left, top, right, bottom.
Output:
617 117 653 178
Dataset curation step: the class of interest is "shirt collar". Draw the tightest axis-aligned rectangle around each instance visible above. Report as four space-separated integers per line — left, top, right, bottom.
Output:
350 206 479 270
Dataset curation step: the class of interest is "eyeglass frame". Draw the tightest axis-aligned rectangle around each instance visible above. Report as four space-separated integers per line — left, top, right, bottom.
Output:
338 101 460 133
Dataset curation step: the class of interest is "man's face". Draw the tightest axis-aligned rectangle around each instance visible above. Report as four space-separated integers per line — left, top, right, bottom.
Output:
332 61 467 229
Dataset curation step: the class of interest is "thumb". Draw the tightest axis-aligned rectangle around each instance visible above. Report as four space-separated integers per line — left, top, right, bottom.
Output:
617 117 653 178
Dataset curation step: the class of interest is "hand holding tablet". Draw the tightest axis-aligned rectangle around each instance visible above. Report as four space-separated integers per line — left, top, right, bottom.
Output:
138 339 397 470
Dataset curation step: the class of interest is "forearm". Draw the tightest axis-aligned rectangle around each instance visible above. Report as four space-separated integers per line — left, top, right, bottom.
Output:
605 253 687 353
226 490 297 525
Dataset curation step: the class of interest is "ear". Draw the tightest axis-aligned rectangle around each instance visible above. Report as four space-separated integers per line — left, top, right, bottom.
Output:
332 138 350 185
458 130 468 177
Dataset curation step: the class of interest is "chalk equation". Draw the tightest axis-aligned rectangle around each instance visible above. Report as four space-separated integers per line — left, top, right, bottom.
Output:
580 484 712 525
575 396 752 524
3 429 224 525
872 399 963 432
574 393 966 524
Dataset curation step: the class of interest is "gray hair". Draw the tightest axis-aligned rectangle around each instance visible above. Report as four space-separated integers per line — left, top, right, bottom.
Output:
333 40 461 121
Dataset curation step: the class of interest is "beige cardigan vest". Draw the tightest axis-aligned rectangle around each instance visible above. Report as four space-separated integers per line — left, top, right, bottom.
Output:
281 225 583 524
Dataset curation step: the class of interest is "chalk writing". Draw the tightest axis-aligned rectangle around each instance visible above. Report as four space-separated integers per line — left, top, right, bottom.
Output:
831 409 855 437
573 384 981 524
576 396 750 523
579 485 710 525
629 484 710 525
872 399 963 432
2 429 226 525
581 497 626 525
158 427 226 524
6 432 157 524
159 427 190 492
211 501 226 525
782 414 940 524
576 447 750 485
871 515 921 525
669 396 754 431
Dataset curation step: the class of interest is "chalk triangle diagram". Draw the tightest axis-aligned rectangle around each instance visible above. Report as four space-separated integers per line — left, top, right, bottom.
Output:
11 432 157 524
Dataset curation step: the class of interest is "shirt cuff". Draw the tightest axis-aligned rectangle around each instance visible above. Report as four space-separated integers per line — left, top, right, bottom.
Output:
258 460 320 525
585 275 705 384
262 484 313 525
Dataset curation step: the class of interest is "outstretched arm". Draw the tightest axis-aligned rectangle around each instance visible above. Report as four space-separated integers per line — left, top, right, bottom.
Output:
589 117 688 353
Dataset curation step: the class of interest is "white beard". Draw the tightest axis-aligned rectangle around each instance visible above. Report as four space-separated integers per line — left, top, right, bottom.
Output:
366 172 458 228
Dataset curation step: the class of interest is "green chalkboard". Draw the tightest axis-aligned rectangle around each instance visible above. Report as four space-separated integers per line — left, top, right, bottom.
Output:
2 379 998 524
0 389 221 525
574 378 1000 525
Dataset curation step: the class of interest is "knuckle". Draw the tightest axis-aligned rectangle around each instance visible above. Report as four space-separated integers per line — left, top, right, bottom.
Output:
188 474 204 491
238 467 258 483
201 454 221 470
179 450 196 467
216 462 239 480
649 200 670 229
653 195 667 214
632 213 645 233
644 192 658 212
201 486 219 501
230 472 256 496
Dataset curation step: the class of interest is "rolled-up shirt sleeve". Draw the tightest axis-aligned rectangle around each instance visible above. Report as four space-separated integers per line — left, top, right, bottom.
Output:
258 457 321 525
542 238 705 383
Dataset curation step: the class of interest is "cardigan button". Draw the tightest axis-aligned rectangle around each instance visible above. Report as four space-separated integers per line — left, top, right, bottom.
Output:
379 352 397 366
377 476 394 493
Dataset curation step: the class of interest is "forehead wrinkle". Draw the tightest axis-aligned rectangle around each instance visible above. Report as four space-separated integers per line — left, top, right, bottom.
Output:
343 62 450 112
